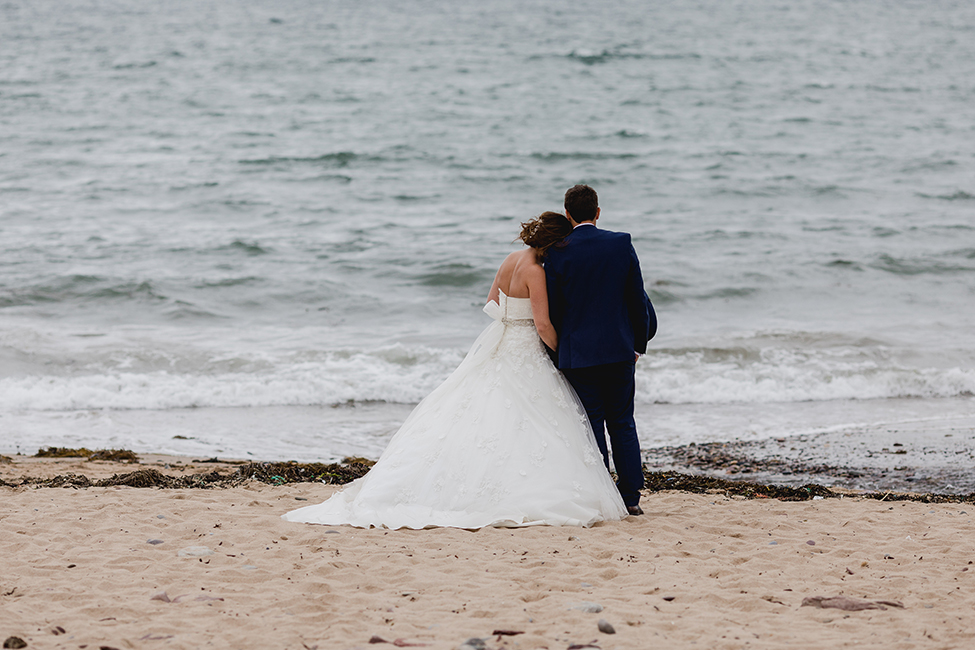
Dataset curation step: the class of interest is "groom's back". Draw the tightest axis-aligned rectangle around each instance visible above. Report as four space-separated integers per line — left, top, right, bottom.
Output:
545 226 653 369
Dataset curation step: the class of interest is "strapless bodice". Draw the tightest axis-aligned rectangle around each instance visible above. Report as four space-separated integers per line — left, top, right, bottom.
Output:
499 289 533 322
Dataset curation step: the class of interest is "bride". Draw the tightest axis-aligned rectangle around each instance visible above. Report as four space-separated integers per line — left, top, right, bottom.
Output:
283 212 628 529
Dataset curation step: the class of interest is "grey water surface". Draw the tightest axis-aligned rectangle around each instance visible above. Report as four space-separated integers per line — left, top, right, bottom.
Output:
2 0 974 462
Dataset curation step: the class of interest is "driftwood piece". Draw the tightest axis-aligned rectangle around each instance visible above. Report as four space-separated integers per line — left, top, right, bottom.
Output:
801 595 904 611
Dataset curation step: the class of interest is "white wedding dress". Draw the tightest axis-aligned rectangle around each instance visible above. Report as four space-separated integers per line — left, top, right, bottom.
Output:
282 291 628 529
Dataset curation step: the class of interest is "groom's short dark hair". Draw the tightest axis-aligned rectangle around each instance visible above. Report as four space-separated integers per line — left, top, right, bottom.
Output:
564 185 598 222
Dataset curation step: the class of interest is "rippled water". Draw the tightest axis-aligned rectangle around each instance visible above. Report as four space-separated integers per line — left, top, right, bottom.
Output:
2 0 974 461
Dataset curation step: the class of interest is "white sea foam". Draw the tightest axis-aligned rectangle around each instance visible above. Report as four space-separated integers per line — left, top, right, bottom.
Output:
0 342 463 411
2 338 973 413
637 357 975 405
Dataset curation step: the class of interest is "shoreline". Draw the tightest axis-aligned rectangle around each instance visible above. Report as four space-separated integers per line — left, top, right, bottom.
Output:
5 420 975 499
643 419 975 496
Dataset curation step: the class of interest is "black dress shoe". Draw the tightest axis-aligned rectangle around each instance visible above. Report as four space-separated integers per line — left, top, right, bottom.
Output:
626 505 644 516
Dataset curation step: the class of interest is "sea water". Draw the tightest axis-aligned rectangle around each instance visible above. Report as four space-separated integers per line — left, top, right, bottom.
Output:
2 0 974 461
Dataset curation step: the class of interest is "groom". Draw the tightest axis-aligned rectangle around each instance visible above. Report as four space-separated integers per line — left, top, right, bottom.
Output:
545 185 656 515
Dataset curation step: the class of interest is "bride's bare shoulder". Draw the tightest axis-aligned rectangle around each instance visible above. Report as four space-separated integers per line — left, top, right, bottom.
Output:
498 249 534 271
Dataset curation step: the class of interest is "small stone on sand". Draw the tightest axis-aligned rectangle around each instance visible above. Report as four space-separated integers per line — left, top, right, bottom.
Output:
571 601 603 613
177 546 214 558
147 539 164 545
456 639 486 650
597 619 616 634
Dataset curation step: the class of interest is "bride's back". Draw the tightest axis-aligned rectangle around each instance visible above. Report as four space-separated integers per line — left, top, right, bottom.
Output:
495 249 540 299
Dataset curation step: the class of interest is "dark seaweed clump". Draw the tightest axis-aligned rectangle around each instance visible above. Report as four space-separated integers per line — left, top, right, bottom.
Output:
6 454 975 504
6 458 377 490
33 447 96 458
644 470 833 501
642 469 975 504
235 458 376 485
89 449 140 462
33 447 139 463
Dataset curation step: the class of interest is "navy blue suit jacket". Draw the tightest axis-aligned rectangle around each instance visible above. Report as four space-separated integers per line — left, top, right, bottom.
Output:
544 225 656 369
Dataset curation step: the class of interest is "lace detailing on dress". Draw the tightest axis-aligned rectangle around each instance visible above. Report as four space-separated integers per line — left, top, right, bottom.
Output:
282 289 627 530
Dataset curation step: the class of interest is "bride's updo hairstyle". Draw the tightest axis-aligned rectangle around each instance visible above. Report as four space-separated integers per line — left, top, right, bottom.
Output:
519 211 571 259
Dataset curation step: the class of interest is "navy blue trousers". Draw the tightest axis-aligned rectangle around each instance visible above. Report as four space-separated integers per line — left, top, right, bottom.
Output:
562 360 644 507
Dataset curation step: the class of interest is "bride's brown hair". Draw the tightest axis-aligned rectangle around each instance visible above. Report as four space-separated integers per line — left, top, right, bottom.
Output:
519 211 571 259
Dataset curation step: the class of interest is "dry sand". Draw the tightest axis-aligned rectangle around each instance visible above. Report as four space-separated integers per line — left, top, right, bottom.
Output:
2 456 974 650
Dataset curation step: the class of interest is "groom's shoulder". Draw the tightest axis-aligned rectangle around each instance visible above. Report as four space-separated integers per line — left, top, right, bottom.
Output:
594 228 632 246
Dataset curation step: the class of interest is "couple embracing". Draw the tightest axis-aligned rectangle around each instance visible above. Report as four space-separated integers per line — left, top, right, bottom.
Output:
284 185 656 529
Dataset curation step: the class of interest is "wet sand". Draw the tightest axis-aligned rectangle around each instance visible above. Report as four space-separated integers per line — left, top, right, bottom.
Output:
645 413 975 495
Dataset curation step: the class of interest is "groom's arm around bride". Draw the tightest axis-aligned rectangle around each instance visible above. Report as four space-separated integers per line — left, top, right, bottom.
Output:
544 185 656 514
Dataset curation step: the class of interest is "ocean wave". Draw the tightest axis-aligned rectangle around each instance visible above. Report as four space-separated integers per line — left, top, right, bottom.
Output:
566 49 701 66
0 277 168 308
870 253 975 276
529 152 638 162
3 339 974 413
916 190 975 201
0 343 465 412
239 152 361 167
635 341 975 405
218 240 271 256
416 263 486 287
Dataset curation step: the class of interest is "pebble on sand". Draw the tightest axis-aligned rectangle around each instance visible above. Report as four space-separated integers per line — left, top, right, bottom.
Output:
597 619 616 634
150 591 171 603
3 637 27 649
571 601 604 613
456 639 486 650
147 539 164 545
177 546 214 558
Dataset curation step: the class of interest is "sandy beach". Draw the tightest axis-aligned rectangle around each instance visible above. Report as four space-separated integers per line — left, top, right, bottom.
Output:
1 454 973 650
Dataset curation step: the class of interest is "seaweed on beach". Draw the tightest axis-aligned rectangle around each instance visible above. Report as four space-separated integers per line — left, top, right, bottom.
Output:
12 458 378 490
88 449 140 463
19 468 238 489
31 474 95 489
10 456 975 504
857 490 975 505
235 458 377 485
32 447 140 463
644 470 835 501
33 447 96 458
